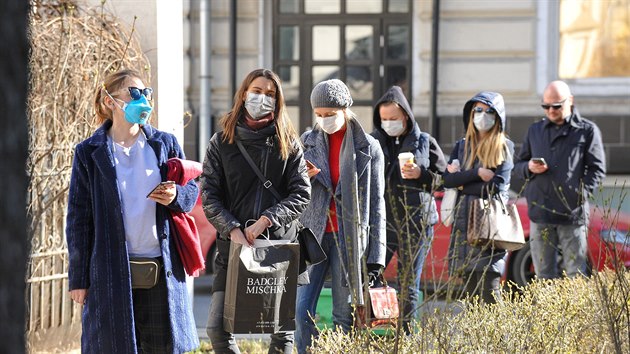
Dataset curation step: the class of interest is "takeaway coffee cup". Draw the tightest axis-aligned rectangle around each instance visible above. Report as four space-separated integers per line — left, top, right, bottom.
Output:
398 152 414 178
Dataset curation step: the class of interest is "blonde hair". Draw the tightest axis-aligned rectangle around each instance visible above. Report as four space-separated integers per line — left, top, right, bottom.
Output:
94 69 147 125
220 68 299 160
463 110 507 169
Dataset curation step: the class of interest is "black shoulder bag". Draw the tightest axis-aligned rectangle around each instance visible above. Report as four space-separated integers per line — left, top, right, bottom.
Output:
235 140 326 267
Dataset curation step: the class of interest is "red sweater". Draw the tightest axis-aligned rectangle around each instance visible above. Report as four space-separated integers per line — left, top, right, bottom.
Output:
325 126 346 233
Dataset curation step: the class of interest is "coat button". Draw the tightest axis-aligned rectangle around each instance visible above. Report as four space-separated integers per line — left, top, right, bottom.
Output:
167 270 173 277
160 232 167 240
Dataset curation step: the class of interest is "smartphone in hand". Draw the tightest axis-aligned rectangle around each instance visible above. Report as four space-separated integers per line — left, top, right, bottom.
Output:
305 160 321 178
305 160 318 170
531 157 547 166
146 181 176 198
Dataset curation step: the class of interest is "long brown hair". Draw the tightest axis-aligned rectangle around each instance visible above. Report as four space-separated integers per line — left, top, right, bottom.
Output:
463 109 507 169
220 68 298 160
94 69 146 124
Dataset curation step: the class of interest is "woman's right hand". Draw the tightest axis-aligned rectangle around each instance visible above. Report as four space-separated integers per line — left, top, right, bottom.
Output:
447 163 460 173
229 228 252 246
70 289 87 305
305 160 320 178
478 167 495 182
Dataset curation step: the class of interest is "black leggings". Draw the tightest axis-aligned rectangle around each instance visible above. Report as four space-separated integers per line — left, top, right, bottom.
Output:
463 271 502 304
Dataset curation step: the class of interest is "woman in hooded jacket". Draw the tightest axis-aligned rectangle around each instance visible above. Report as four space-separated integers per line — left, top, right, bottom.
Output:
371 85 446 330
200 68 310 354
443 91 514 304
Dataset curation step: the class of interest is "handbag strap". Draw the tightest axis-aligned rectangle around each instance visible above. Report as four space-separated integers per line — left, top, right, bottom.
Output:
236 140 283 202
236 139 310 233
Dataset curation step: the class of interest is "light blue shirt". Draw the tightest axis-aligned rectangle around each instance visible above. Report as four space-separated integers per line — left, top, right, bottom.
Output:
110 132 162 257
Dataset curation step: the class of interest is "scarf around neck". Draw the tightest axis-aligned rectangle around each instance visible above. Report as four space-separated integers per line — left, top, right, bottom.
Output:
243 112 275 131
338 120 364 305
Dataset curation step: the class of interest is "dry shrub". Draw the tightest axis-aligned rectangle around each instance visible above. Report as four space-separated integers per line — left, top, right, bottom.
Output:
27 0 150 238
26 0 150 348
309 271 630 353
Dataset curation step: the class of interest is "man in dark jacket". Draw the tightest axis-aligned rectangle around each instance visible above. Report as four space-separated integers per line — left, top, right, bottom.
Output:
371 86 446 330
514 80 606 279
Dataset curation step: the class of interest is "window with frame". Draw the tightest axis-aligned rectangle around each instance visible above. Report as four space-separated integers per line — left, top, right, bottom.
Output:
274 0 412 132
559 0 630 79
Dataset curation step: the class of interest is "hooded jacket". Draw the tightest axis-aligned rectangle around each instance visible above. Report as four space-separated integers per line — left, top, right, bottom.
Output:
200 120 311 292
442 92 514 275
66 121 199 353
514 108 606 225
371 86 447 229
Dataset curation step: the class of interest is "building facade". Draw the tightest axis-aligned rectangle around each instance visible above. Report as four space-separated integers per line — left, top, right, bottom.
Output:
182 0 629 179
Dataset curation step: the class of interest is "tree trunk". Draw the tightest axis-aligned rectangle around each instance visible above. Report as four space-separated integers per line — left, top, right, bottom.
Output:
0 1 30 352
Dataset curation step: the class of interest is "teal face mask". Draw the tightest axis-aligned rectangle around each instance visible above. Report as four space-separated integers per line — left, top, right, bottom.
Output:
104 87 153 125
120 95 153 125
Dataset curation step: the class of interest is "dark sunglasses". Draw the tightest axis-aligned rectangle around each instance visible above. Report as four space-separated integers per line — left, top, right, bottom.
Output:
128 87 153 101
541 98 567 110
473 106 495 114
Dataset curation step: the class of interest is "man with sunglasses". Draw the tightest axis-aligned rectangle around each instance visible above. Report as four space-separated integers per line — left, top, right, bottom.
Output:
514 80 606 280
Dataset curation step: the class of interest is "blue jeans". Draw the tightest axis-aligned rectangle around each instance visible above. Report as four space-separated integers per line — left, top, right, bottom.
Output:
295 233 352 354
529 222 587 279
385 226 433 331
206 291 294 354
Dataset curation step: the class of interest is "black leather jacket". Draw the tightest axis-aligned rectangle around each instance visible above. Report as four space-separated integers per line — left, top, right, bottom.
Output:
200 121 311 292
201 122 310 240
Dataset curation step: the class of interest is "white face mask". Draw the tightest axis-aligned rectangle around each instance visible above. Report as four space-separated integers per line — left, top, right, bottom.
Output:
381 120 405 137
244 92 276 120
473 111 496 132
316 110 346 134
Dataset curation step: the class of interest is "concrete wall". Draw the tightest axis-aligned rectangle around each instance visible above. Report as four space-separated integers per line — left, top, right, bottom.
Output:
412 0 630 174
175 0 630 173
182 0 268 161
84 0 185 145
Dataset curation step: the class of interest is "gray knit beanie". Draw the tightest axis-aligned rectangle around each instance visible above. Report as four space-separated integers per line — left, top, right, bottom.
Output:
310 79 353 109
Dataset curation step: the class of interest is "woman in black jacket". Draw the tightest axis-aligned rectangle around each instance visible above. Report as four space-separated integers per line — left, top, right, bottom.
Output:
200 68 310 354
443 91 514 304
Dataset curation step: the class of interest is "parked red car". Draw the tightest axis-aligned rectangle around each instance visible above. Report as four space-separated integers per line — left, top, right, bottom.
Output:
385 191 630 288
191 190 630 286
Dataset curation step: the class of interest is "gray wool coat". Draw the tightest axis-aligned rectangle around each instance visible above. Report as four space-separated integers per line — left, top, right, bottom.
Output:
300 119 387 275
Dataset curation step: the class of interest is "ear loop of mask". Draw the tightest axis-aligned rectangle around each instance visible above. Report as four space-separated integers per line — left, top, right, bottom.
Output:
102 84 125 112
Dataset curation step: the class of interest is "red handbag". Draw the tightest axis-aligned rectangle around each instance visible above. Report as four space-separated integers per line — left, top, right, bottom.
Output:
355 285 399 329
368 286 399 328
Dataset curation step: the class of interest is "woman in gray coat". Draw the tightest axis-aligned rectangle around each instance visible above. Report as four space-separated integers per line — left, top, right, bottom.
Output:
295 79 386 354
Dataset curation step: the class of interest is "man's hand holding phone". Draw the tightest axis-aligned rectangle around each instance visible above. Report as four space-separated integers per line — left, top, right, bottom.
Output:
529 157 548 174
147 181 177 205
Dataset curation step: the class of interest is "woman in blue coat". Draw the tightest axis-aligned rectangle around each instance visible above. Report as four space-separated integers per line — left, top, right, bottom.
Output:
443 91 514 304
66 69 199 353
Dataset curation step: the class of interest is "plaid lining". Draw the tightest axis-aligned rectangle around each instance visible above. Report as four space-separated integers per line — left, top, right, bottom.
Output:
132 270 173 353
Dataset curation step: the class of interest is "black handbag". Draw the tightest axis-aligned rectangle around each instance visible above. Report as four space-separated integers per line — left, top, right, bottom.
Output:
235 140 327 268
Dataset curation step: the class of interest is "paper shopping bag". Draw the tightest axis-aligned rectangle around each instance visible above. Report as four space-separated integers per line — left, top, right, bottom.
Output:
223 239 299 333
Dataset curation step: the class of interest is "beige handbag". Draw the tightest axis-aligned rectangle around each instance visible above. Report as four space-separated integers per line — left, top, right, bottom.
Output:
467 197 525 251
